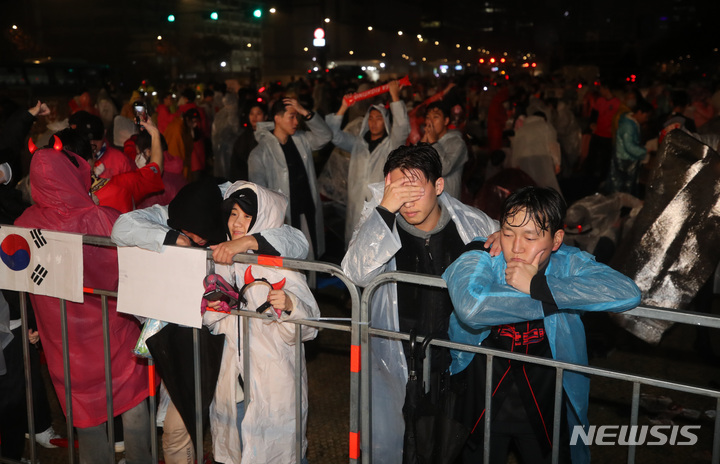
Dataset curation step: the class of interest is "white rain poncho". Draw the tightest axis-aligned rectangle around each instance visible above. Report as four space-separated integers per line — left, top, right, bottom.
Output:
219 181 320 464
248 114 332 258
509 114 563 194
212 93 240 178
325 101 409 246
110 181 310 464
341 182 497 464
443 242 641 464
432 129 469 200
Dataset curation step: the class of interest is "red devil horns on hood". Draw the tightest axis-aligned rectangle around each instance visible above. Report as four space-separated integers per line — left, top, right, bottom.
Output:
243 266 286 290
52 135 63 151
28 138 38 154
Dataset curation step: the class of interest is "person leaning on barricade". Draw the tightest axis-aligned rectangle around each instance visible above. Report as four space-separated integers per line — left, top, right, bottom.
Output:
204 181 319 464
340 143 499 464
15 125 153 464
111 178 308 464
442 186 641 463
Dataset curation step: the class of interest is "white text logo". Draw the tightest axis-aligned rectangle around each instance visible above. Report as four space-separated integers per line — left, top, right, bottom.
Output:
570 425 700 446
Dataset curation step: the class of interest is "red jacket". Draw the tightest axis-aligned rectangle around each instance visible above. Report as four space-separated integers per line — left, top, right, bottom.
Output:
93 162 165 213
95 141 134 179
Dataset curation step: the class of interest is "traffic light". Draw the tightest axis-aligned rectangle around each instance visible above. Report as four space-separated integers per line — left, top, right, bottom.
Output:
252 8 262 19
210 11 219 20
167 14 175 22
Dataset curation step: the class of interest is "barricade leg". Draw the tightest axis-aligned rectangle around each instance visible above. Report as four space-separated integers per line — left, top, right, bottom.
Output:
122 399 152 464
100 294 115 462
295 325 303 464
551 368 564 464
59 299 75 464
20 292 38 463
628 382 640 464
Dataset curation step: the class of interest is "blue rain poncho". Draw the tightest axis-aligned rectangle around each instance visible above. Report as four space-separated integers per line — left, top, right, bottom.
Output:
443 241 641 463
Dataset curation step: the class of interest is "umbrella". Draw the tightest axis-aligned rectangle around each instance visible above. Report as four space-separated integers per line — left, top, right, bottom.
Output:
402 331 469 464
146 324 225 448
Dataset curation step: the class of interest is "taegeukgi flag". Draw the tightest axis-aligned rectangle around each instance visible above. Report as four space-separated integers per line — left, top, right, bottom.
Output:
0 226 83 303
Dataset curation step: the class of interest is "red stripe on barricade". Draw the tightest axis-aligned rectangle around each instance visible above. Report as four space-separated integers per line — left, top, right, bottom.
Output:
349 432 360 460
148 364 156 396
350 345 361 373
83 287 94 294
257 255 283 267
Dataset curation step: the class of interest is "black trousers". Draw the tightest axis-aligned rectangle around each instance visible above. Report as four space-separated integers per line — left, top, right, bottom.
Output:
0 327 53 459
450 352 570 464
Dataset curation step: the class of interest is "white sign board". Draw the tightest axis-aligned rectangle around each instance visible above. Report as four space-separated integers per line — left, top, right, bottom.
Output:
117 246 207 328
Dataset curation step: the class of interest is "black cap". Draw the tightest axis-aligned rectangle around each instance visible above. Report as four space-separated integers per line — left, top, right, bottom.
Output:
222 188 258 232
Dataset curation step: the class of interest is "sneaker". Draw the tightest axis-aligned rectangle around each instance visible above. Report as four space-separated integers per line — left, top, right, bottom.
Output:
31 427 61 449
115 440 125 453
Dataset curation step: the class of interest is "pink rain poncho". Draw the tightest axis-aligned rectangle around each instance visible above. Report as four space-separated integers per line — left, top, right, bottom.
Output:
15 147 149 428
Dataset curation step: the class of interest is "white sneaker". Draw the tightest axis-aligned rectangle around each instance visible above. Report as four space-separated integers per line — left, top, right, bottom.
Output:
114 440 125 453
31 427 61 449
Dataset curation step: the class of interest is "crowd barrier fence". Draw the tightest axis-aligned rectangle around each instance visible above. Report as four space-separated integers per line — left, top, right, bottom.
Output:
2 233 720 464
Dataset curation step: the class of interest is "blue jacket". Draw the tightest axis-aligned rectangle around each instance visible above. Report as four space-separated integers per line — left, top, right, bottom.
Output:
615 113 646 162
443 241 641 463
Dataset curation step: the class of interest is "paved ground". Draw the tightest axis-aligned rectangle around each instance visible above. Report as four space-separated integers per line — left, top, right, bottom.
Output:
10 288 720 464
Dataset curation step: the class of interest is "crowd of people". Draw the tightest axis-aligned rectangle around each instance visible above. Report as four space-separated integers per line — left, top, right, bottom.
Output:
1 67 719 464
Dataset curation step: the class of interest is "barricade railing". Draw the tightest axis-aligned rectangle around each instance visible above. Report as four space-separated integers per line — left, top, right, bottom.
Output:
6 232 720 464
3 234 362 464
359 271 720 464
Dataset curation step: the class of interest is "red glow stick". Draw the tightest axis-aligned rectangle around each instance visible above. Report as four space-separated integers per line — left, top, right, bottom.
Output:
343 75 411 107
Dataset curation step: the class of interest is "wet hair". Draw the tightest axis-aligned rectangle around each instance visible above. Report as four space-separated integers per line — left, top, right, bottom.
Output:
135 130 168 153
500 186 566 235
270 99 290 118
426 101 450 119
54 128 93 162
383 143 442 185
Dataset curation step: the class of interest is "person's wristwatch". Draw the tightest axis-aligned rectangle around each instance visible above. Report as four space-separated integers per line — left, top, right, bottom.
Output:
303 111 315 121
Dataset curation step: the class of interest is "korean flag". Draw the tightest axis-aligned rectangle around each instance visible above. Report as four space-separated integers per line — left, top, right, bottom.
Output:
0 226 83 303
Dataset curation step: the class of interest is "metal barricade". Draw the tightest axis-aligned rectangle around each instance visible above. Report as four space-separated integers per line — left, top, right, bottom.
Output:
359 270 720 464
6 231 720 464
2 234 362 464
222 251 362 464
